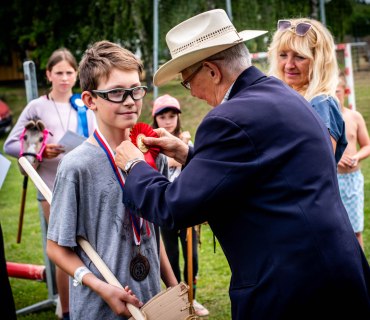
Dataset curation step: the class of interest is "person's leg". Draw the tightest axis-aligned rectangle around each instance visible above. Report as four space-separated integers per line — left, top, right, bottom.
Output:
160 228 181 282
40 198 70 318
56 267 70 319
338 171 364 248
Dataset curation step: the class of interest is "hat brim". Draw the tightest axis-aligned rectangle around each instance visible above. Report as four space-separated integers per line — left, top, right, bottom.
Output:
153 106 182 116
154 30 267 86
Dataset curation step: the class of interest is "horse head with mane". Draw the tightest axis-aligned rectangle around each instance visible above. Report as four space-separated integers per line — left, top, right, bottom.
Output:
19 117 50 174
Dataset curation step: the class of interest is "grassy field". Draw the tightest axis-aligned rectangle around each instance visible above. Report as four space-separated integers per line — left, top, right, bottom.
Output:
0 66 369 319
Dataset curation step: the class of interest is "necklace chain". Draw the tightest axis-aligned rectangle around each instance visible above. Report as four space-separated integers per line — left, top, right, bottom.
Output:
49 94 72 132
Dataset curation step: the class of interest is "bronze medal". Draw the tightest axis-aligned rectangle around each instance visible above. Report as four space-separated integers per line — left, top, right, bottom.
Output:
130 252 150 281
136 134 149 153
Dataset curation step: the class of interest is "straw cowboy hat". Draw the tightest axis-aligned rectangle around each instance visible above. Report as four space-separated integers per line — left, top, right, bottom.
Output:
154 9 267 86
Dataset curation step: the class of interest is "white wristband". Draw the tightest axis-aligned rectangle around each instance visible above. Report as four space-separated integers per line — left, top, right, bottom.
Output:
73 266 92 287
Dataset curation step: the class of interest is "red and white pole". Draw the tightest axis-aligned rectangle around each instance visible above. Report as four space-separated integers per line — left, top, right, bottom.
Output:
7 262 46 281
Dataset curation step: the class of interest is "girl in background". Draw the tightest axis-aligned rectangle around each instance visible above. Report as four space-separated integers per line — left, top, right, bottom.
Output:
152 94 209 317
4 48 96 320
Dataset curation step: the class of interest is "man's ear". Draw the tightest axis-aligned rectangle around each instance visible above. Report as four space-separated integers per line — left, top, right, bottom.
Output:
204 61 221 85
81 91 96 110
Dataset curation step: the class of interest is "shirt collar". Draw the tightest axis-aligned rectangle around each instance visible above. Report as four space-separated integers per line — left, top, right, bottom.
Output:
221 82 235 104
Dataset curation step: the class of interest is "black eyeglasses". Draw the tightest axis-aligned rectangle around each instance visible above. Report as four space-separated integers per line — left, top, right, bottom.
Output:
91 86 147 103
181 64 203 90
277 20 312 36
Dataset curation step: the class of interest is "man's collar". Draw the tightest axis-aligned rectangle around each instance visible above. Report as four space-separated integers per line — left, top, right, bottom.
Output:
228 66 266 99
221 82 235 104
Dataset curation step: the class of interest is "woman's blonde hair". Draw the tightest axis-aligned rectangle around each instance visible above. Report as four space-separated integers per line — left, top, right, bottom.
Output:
268 18 338 101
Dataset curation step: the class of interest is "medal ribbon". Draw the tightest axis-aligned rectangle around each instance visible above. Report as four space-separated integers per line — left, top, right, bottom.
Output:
129 123 160 170
93 128 150 245
70 93 89 138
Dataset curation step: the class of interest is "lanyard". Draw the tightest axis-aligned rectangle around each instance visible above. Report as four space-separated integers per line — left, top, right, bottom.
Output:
93 128 150 244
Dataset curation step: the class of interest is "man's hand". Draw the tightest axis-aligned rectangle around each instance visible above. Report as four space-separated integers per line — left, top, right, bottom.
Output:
143 128 190 165
115 141 145 171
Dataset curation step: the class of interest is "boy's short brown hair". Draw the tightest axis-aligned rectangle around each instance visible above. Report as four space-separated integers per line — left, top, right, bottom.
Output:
79 40 144 91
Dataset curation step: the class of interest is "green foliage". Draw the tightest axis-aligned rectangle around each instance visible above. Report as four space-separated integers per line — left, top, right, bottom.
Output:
350 1 370 38
3 0 369 90
326 0 354 42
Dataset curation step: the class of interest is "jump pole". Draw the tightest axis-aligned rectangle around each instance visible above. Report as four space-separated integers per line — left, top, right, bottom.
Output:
7 262 46 281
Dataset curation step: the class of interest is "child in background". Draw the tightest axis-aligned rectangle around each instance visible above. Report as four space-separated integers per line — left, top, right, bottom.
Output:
337 71 370 249
152 94 209 317
4 48 96 320
46 41 177 319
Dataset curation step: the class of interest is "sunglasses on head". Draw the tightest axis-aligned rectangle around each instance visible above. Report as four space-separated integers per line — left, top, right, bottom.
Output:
277 20 312 36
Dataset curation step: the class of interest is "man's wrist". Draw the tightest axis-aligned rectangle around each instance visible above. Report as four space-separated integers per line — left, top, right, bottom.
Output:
175 144 190 165
124 158 144 175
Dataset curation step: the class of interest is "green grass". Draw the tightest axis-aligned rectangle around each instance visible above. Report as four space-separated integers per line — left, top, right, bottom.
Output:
1 67 370 319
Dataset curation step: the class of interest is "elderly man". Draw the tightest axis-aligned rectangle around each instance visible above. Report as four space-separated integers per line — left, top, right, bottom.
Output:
115 9 370 320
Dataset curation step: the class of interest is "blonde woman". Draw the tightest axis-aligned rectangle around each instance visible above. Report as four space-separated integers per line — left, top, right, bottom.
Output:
268 18 347 163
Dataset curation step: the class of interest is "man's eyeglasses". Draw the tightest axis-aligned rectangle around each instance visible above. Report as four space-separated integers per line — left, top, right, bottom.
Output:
277 20 312 37
91 86 147 103
181 64 203 90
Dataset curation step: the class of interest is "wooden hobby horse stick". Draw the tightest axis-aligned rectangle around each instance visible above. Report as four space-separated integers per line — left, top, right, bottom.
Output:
17 176 28 243
186 227 194 303
18 156 146 320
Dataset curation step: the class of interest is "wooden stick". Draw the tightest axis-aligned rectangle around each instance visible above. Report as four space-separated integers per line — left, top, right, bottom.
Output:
18 157 52 204
77 237 145 320
16 176 28 243
186 227 193 303
18 156 145 320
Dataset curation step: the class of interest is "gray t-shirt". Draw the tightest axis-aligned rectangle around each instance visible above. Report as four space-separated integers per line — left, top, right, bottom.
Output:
47 141 168 320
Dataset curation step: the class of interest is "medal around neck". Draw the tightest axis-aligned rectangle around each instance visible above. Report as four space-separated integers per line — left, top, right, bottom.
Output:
130 123 160 169
130 252 150 281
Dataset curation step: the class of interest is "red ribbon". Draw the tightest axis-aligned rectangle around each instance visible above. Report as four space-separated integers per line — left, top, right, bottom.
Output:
130 123 160 170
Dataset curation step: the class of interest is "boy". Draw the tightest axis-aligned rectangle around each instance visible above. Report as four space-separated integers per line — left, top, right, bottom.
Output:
337 72 370 249
46 40 177 319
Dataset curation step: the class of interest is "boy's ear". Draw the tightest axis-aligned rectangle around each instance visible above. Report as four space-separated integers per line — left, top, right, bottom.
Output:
81 91 96 110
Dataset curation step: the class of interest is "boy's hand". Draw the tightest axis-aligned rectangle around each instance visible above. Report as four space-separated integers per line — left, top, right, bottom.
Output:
98 282 143 317
338 154 359 169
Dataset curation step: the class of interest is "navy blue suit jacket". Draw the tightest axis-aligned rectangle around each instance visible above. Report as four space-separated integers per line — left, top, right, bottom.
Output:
124 67 370 319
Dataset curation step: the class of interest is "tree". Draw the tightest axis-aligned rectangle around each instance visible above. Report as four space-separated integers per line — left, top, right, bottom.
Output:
1 0 369 89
